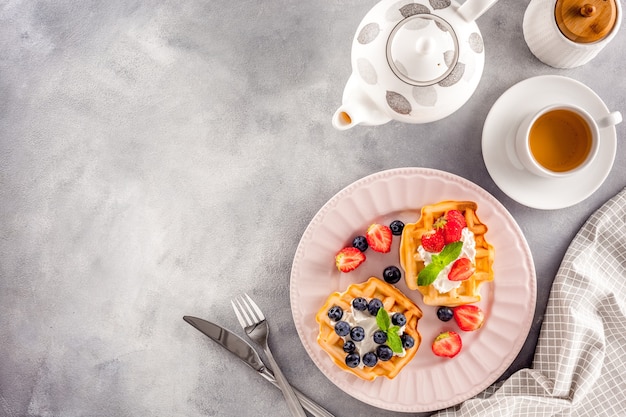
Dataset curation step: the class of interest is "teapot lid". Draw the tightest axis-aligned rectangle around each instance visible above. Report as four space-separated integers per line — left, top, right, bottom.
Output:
555 0 618 43
386 14 458 86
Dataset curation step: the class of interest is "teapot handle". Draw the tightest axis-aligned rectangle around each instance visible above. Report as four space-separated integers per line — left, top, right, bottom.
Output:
457 0 499 22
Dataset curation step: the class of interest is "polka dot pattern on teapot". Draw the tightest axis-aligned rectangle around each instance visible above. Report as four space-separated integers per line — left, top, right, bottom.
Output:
333 0 495 129
355 2 484 116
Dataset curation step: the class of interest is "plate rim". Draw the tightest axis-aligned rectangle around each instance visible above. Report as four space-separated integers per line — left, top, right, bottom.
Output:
290 167 537 412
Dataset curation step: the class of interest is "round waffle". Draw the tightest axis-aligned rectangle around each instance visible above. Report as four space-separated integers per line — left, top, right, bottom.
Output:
315 277 422 381
399 200 495 307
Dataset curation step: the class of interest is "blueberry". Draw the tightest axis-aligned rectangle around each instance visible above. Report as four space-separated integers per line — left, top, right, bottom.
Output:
376 345 393 361
373 330 388 344
383 266 401 284
350 326 365 342
401 334 415 349
362 352 378 367
343 340 356 353
390 220 405 236
327 305 343 321
334 321 350 337
352 235 368 252
351 297 368 311
391 312 406 326
436 306 454 322
345 353 360 368
368 298 384 316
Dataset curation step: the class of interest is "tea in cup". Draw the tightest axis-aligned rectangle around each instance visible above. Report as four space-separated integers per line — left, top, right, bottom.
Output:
515 104 622 178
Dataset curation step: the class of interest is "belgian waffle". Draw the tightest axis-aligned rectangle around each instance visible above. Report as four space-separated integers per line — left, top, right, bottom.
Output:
315 277 422 381
399 200 495 307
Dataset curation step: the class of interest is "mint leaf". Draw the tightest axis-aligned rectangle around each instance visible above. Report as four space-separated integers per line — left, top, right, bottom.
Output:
417 241 464 286
377 312 404 353
376 307 390 331
387 331 403 353
436 241 463 265
418 262 440 286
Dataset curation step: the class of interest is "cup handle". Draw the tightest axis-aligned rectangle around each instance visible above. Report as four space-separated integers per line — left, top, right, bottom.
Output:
597 111 623 129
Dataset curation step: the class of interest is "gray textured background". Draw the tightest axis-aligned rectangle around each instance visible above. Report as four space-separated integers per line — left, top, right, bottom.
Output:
1 1 624 416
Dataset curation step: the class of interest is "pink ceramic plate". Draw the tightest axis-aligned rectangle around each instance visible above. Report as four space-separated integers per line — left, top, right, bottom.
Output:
290 168 536 412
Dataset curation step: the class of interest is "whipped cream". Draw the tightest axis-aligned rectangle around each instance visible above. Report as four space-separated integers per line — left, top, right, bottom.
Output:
417 228 476 294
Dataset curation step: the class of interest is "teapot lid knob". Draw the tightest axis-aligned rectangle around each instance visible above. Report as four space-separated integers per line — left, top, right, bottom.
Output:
555 0 618 43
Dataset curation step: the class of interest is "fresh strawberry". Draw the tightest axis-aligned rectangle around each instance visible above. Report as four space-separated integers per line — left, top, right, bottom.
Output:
446 210 466 228
421 229 445 253
443 221 463 243
453 305 485 331
335 247 366 273
365 223 393 253
448 258 475 281
432 331 462 358
442 210 466 244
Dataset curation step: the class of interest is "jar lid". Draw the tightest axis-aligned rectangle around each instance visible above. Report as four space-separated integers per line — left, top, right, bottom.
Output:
386 14 458 86
555 0 618 43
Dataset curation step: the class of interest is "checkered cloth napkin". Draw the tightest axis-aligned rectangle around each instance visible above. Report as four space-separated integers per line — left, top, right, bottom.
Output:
434 187 626 417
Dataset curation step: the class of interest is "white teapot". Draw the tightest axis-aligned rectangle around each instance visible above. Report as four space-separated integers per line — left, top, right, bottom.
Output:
332 0 499 130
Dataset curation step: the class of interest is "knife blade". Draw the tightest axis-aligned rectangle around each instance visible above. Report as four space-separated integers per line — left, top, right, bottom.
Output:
183 316 336 417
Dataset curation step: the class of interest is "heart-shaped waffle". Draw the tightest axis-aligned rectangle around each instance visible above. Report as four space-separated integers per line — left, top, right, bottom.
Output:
399 200 495 307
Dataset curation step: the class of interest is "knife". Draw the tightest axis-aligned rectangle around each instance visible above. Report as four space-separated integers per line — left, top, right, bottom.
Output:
183 316 336 417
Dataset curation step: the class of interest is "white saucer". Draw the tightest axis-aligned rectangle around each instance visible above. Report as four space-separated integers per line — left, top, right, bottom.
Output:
482 75 618 210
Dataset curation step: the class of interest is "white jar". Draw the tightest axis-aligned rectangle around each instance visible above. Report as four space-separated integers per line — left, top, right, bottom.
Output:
523 0 621 68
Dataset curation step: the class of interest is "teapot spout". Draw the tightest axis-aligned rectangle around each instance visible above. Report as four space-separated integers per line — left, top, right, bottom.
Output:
332 107 356 131
332 103 392 130
332 105 373 131
332 75 391 130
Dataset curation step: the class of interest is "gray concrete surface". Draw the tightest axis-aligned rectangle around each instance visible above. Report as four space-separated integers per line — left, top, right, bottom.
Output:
1 1 624 416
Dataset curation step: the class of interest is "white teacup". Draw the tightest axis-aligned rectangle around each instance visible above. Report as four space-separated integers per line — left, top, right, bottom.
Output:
515 104 622 178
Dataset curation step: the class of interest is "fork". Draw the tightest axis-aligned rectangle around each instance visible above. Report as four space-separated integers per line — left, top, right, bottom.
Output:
231 293 307 417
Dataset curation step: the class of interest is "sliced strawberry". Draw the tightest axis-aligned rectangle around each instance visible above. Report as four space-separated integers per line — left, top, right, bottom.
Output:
453 305 485 331
365 223 393 253
432 331 462 358
421 229 445 253
448 258 475 281
335 247 366 273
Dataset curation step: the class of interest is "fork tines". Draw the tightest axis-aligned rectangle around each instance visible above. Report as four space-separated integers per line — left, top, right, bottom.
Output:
231 293 265 328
